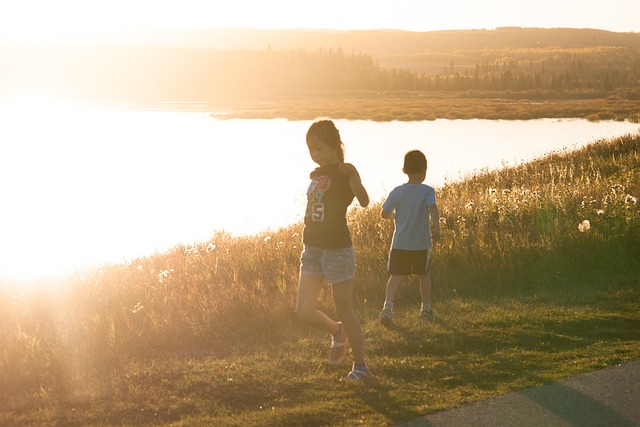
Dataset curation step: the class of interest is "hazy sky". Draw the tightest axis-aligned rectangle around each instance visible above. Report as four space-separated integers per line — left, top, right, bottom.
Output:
0 0 638 41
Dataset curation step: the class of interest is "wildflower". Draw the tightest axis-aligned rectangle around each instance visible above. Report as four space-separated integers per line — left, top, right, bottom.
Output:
206 243 217 253
158 269 173 283
596 209 605 215
264 236 272 243
184 245 199 255
625 194 638 204
578 220 591 233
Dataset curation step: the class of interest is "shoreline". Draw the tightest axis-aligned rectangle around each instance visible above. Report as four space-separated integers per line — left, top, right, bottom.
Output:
5 94 638 122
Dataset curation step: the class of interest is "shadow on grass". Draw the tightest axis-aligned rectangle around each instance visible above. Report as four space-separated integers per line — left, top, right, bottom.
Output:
367 302 640 394
353 377 426 423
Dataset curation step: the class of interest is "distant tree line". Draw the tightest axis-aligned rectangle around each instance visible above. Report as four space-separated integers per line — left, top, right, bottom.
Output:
1 44 639 102
407 47 640 98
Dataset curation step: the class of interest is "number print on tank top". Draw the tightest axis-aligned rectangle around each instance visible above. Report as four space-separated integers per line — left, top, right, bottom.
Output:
307 175 332 222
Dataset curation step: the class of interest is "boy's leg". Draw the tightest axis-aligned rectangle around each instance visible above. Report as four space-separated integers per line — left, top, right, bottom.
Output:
380 274 405 326
384 249 411 313
296 274 340 335
383 274 405 310
418 249 434 321
418 271 431 308
418 271 434 321
331 279 365 366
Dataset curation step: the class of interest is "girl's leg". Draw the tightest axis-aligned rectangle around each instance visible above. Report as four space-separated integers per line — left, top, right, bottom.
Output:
331 279 365 365
296 274 340 335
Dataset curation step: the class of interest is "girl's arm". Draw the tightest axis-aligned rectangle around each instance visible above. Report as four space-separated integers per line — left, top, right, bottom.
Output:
339 163 370 207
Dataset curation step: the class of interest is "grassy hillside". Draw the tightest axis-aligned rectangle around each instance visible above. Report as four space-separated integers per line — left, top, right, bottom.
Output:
1 132 639 425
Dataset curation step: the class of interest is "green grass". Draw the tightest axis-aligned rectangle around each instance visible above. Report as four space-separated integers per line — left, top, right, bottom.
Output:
1 132 639 426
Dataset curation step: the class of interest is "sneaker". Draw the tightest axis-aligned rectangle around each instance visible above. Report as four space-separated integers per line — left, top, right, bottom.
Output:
379 308 393 327
329 322 348 365
346 363 370 381
420 308 434 322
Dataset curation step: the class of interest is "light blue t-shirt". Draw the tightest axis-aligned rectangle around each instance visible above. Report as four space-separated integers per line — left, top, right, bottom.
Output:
382 183 437 250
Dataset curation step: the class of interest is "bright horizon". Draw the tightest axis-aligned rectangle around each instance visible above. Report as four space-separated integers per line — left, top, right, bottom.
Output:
0 0 638 42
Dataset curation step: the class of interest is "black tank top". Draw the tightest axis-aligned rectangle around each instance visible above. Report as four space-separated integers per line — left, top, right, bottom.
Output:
303 163 355 248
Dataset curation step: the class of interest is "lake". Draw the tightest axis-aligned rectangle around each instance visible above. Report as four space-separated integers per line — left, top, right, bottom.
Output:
1 102 638 280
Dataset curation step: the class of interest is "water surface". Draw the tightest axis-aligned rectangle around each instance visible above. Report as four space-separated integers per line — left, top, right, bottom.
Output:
1 103 637 279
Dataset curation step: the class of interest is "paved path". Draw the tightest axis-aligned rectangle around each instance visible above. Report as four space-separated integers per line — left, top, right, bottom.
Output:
399 358 640 427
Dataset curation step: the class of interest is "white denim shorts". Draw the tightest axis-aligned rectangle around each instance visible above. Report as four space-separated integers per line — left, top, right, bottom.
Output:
300 245 356 284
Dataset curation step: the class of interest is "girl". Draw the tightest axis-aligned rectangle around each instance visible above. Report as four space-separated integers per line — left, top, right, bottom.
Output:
296 119 370 381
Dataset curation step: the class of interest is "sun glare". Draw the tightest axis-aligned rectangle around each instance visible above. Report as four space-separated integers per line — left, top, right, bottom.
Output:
2 93 70 111
1 0 638 42
0 97 93 282
0 1 139 43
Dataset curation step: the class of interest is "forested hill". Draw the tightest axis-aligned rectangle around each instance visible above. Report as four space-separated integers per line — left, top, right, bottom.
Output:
122 27 640 54
1 27 639 104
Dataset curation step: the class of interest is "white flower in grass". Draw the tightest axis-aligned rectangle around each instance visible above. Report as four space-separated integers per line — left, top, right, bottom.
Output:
184 245 199 255
596 209 605 215
158 269 173 283
625 194 638 204
578 220 591 233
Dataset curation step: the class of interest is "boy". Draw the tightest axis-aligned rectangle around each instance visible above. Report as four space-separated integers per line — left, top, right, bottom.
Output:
380 150 440 325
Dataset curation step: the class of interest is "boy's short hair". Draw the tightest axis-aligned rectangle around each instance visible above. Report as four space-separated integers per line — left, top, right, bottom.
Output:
403 150 427 174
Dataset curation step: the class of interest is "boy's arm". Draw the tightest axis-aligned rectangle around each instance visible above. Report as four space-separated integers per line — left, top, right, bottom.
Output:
381 208 395 220
429 204 441 241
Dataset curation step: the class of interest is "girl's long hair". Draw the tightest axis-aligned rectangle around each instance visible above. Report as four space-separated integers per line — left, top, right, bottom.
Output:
306 120 345 162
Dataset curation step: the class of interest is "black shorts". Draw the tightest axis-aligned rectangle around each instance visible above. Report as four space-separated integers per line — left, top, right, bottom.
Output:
387 248 432 275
